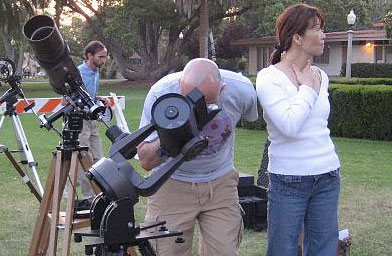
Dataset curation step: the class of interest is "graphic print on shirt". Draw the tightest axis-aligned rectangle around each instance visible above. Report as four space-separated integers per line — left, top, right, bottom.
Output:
199 110 232 155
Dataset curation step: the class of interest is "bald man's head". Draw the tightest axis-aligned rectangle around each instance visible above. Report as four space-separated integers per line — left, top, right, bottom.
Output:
180 58 223 103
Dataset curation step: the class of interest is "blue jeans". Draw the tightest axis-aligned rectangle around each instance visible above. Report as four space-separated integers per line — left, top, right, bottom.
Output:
266 169 341 256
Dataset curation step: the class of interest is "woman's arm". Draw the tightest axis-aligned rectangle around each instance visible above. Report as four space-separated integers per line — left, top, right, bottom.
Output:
256 70 318 137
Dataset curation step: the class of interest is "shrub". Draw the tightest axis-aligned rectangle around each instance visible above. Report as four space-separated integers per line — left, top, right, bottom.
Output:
215 57 244 72
240 100 266 130
329 84 392 141
248 76 256 85
330 77 392 85
341 63 392 78
100 67 118 79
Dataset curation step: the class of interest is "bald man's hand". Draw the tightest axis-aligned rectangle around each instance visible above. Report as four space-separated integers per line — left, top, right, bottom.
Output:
137 139 164 171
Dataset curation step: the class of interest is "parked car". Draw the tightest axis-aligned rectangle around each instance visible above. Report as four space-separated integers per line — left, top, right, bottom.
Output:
35 71 47 78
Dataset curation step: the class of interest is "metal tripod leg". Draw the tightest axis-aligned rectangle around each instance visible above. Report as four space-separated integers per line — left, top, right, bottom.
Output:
0 144 42 201
10 113 44 195
0 115 5 132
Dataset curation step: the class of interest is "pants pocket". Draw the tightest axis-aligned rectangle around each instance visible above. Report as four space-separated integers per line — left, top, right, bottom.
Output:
270 174 302 196
328 168 340 178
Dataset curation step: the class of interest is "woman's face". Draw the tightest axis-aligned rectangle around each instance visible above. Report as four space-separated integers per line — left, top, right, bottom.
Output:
300 18 325 57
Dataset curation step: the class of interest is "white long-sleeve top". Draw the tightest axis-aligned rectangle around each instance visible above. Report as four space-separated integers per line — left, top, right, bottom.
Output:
256 65 340 176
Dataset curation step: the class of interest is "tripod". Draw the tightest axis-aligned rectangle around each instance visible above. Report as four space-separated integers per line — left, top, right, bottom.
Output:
28 113 101 256
0 94 44 196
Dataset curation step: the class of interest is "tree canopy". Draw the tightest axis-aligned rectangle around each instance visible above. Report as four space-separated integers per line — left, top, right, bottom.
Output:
57 0 252 81
2 0 392 81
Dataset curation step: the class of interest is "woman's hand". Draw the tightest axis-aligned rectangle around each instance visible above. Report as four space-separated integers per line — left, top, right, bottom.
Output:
293 60 320 94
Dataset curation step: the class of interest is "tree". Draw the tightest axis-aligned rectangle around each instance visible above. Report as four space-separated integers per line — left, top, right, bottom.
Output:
237 0 381 38
173 0 248 58
61 0 252 82
383 11 392 38
213 22 249 70
60 16 94 59
0 0 49 75
309 0 373 31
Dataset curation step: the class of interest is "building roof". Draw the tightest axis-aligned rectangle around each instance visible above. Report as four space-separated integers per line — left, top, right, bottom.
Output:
232 29 389 47
327 29 388 42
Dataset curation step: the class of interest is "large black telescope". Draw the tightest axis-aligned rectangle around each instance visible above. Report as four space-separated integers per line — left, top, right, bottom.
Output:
23 15 104 123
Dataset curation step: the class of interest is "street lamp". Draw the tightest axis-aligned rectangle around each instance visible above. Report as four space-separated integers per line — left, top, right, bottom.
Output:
346 10 356 78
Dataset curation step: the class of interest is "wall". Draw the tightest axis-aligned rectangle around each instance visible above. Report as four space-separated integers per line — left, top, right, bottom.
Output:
249 46 258 76
352 44 374 63
316 42 342 76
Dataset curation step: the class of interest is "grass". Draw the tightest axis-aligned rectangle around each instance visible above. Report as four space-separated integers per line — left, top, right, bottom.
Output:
0 83 391 255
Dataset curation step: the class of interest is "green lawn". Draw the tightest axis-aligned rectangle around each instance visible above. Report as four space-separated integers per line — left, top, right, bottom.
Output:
0 84 391 255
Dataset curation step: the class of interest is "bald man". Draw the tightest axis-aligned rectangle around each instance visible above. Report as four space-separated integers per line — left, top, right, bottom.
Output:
137 58 258 256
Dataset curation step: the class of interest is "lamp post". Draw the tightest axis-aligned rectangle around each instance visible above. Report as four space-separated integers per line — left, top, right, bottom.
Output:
346 10 356 79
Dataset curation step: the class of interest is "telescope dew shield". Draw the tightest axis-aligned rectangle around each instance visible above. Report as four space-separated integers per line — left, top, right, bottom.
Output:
23 15 66 67
24 15 105 120
151 93 199 157
23 15 85 96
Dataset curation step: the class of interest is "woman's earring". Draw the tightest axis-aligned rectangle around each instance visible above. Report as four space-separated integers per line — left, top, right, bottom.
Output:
280 51 287 59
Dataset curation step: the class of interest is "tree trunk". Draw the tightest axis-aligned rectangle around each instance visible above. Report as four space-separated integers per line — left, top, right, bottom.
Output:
1 28 14 60
16 37 26 76
106 58 114 79
199 0 209 58
88 18 181 83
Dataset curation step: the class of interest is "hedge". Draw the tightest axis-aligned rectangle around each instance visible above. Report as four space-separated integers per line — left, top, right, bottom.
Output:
240 84 392 141
341 63 392 78
330 77 392 85
328 84 392 140
239 100 266 130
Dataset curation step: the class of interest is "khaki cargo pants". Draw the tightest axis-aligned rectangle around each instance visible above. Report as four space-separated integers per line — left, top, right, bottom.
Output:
144 170 243 256
77 120 102 199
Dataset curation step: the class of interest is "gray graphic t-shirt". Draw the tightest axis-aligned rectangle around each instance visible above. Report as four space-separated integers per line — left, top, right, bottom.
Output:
139 69 258 182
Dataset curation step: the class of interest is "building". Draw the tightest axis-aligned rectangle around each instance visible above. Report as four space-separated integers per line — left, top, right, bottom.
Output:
232 24 391 76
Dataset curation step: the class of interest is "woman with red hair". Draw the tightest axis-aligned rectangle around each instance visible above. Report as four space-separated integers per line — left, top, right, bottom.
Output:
256 4 341 256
